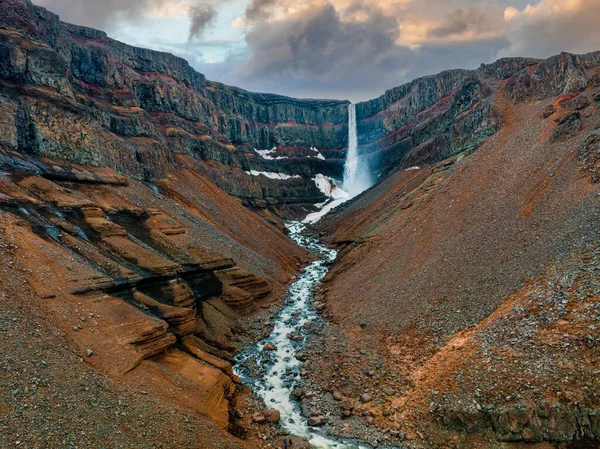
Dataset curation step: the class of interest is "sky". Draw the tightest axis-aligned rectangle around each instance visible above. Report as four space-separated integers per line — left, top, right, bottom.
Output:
35 0 600 101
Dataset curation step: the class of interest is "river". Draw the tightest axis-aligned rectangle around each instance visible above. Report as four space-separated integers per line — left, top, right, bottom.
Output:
233 222 369 449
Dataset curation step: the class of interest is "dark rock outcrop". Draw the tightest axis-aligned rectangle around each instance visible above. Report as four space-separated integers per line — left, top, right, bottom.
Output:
353 51 600 177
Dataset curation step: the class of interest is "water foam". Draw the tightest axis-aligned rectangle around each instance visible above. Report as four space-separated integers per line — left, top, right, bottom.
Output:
343 104 373 198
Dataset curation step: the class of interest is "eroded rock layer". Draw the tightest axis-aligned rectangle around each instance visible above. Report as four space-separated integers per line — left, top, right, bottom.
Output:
0 151 308 447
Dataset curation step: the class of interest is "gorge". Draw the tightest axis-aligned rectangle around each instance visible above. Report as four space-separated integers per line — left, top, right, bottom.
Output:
1 0 600 448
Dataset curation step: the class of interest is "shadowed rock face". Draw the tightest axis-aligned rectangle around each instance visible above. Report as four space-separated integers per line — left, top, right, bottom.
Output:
354 52 600 178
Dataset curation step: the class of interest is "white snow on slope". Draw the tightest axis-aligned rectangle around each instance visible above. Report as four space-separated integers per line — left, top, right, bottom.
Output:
246 170 301 180
303 174 350 224
312 174 348 200
310 147 326 160
255 147 287 160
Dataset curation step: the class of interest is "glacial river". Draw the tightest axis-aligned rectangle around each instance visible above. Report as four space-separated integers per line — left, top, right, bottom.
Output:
233 222 368 449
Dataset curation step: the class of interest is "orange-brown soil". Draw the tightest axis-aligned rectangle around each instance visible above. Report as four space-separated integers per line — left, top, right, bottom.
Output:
305 84 600 447
0 158 308 448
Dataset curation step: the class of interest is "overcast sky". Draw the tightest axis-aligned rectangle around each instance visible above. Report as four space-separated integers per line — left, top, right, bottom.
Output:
35 0 600 101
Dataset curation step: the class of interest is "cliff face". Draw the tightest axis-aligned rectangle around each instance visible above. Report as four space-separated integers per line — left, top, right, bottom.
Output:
354 53 600 177
0 0 348 217
3 0 600 213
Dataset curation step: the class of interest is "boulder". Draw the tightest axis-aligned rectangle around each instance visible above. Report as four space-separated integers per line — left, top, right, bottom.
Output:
263 409 281 423
286 333 303 342
293 389 304 399
296 352 309 361
308 416 326 426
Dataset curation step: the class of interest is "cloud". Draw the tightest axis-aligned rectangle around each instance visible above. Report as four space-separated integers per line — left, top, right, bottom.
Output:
196 1 509 101
35 0 217 40
240 3 404 87
189 1 217 40
35 0 167 29
428 6 496 39
501 0 600 58
244 0 278 23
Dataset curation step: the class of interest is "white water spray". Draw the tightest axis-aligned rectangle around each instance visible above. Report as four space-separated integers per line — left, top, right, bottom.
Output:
343 104 373 198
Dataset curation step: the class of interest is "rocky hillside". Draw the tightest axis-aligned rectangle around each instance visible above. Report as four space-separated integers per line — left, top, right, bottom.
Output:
2 0 600 447
0 147 312 447
0 0 349 218
354 52 600 178
309 52 600 448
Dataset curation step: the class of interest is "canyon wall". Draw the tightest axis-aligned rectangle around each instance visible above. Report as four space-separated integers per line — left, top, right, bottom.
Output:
2 0 600 447
354 52 600 178
0 0 349 217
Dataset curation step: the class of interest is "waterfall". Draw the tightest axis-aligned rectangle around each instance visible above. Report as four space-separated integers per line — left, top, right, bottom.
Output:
343 103 372 198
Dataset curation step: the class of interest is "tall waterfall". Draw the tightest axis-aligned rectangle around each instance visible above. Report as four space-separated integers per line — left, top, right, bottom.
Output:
343 103 372 198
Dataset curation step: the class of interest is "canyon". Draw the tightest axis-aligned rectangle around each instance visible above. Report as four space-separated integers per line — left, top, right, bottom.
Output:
0 0 600 448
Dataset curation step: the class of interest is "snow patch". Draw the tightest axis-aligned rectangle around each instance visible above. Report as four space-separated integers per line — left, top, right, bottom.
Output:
303 174 351 224
312 174 348 200
405 166 421 171
246 170 301 180
255 147 287 160
310 147 326 160
303 198 348 224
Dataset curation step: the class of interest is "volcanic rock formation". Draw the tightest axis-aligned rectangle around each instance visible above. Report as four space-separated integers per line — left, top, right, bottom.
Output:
1 0 600 448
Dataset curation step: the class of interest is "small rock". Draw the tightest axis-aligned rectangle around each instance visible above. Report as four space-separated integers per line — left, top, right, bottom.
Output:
292 389 304 399
308 416 324 426
340 399 353 410
360 393 372 403
85 349 94 357
263 343 276 351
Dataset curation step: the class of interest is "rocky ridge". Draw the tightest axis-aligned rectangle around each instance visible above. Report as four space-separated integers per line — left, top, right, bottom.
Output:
354 52 600 178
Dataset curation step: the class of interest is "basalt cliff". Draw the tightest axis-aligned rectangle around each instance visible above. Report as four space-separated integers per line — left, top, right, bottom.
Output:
1 0 600 448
